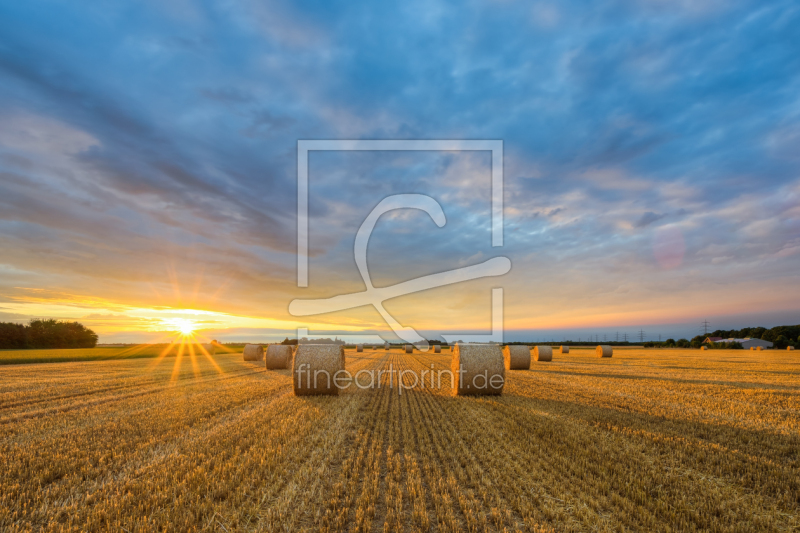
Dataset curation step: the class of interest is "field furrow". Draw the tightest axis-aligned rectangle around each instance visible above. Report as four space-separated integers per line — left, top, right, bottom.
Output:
1 347 798 532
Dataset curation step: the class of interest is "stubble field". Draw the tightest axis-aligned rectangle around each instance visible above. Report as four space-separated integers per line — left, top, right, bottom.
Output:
1 347 798 532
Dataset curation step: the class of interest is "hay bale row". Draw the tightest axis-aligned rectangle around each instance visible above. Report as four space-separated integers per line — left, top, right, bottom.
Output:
243 344 264 361
434 345 441 354
451 344 505 396
356 344 363 352
405 344 413 353
533 345 552 362
503 345 531 370
596 345 613 358
266 345 292 369
560 345 569 354
293 345 345 396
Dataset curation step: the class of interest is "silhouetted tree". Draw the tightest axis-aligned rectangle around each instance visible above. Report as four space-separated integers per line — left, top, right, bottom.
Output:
0 319 98 349
0 322 26 349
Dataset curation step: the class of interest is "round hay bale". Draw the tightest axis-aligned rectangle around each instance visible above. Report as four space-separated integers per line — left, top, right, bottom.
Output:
201 343 216 356
700 346 708 351
757 346 764 351
451 344 505 396
502 345 531 370
385 343 390 350
265 345 292 370
405 344 413 353
243 344 264 361
788 346 795 351
560 345 569 354
293 344 346 396
750 347 756 351
533 345 553 362
356 344 363 353
596 345 613 358
434 345 441 354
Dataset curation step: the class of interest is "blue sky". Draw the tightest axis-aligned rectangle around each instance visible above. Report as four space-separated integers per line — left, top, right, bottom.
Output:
0 0 799 342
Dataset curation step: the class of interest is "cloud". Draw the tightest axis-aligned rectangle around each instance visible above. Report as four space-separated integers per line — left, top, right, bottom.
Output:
199 87 255 104
242 109 296 137
0 0 799 340
634 211 666 228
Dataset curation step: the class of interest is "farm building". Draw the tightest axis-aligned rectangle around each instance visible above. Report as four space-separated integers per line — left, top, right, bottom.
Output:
718 338 774 349
703 337 724 343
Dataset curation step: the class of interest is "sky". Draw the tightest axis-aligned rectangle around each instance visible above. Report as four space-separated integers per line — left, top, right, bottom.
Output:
0 0 799 343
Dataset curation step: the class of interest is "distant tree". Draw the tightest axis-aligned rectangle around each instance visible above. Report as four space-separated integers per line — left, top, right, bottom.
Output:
0 319 98 350
0 322 27 349
708 341 742 350
665 338 676 347
677 338 690 348
25 319 98 349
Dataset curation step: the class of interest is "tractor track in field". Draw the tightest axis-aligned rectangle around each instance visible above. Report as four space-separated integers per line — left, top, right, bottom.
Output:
2 348 799 532
0 366 257 412
0 366 267 425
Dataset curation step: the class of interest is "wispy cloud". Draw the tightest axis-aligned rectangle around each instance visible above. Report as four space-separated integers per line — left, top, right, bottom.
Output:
0 0 798 341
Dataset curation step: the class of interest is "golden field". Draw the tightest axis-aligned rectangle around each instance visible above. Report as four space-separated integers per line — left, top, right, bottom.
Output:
0 347 798 532
0 344 241 365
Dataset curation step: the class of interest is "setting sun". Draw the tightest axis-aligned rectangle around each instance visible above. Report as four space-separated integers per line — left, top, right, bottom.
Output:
174 319 196 336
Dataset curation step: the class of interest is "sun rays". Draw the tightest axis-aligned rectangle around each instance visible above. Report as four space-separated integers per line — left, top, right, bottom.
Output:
139 326 226 382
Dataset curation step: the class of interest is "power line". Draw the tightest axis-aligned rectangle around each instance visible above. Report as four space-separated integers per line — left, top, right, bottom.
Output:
701 319 710 336
639 330 645 343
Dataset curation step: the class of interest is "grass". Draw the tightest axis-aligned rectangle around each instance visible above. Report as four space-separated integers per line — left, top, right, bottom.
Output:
1 347 798 531
0 343 247 365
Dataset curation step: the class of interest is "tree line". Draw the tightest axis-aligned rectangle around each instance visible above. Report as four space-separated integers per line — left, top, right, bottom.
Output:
706 325 800 347
641 324 800 349
0 319 98 350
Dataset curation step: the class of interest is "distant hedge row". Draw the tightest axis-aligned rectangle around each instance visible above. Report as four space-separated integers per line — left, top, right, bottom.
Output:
0 319 98 349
